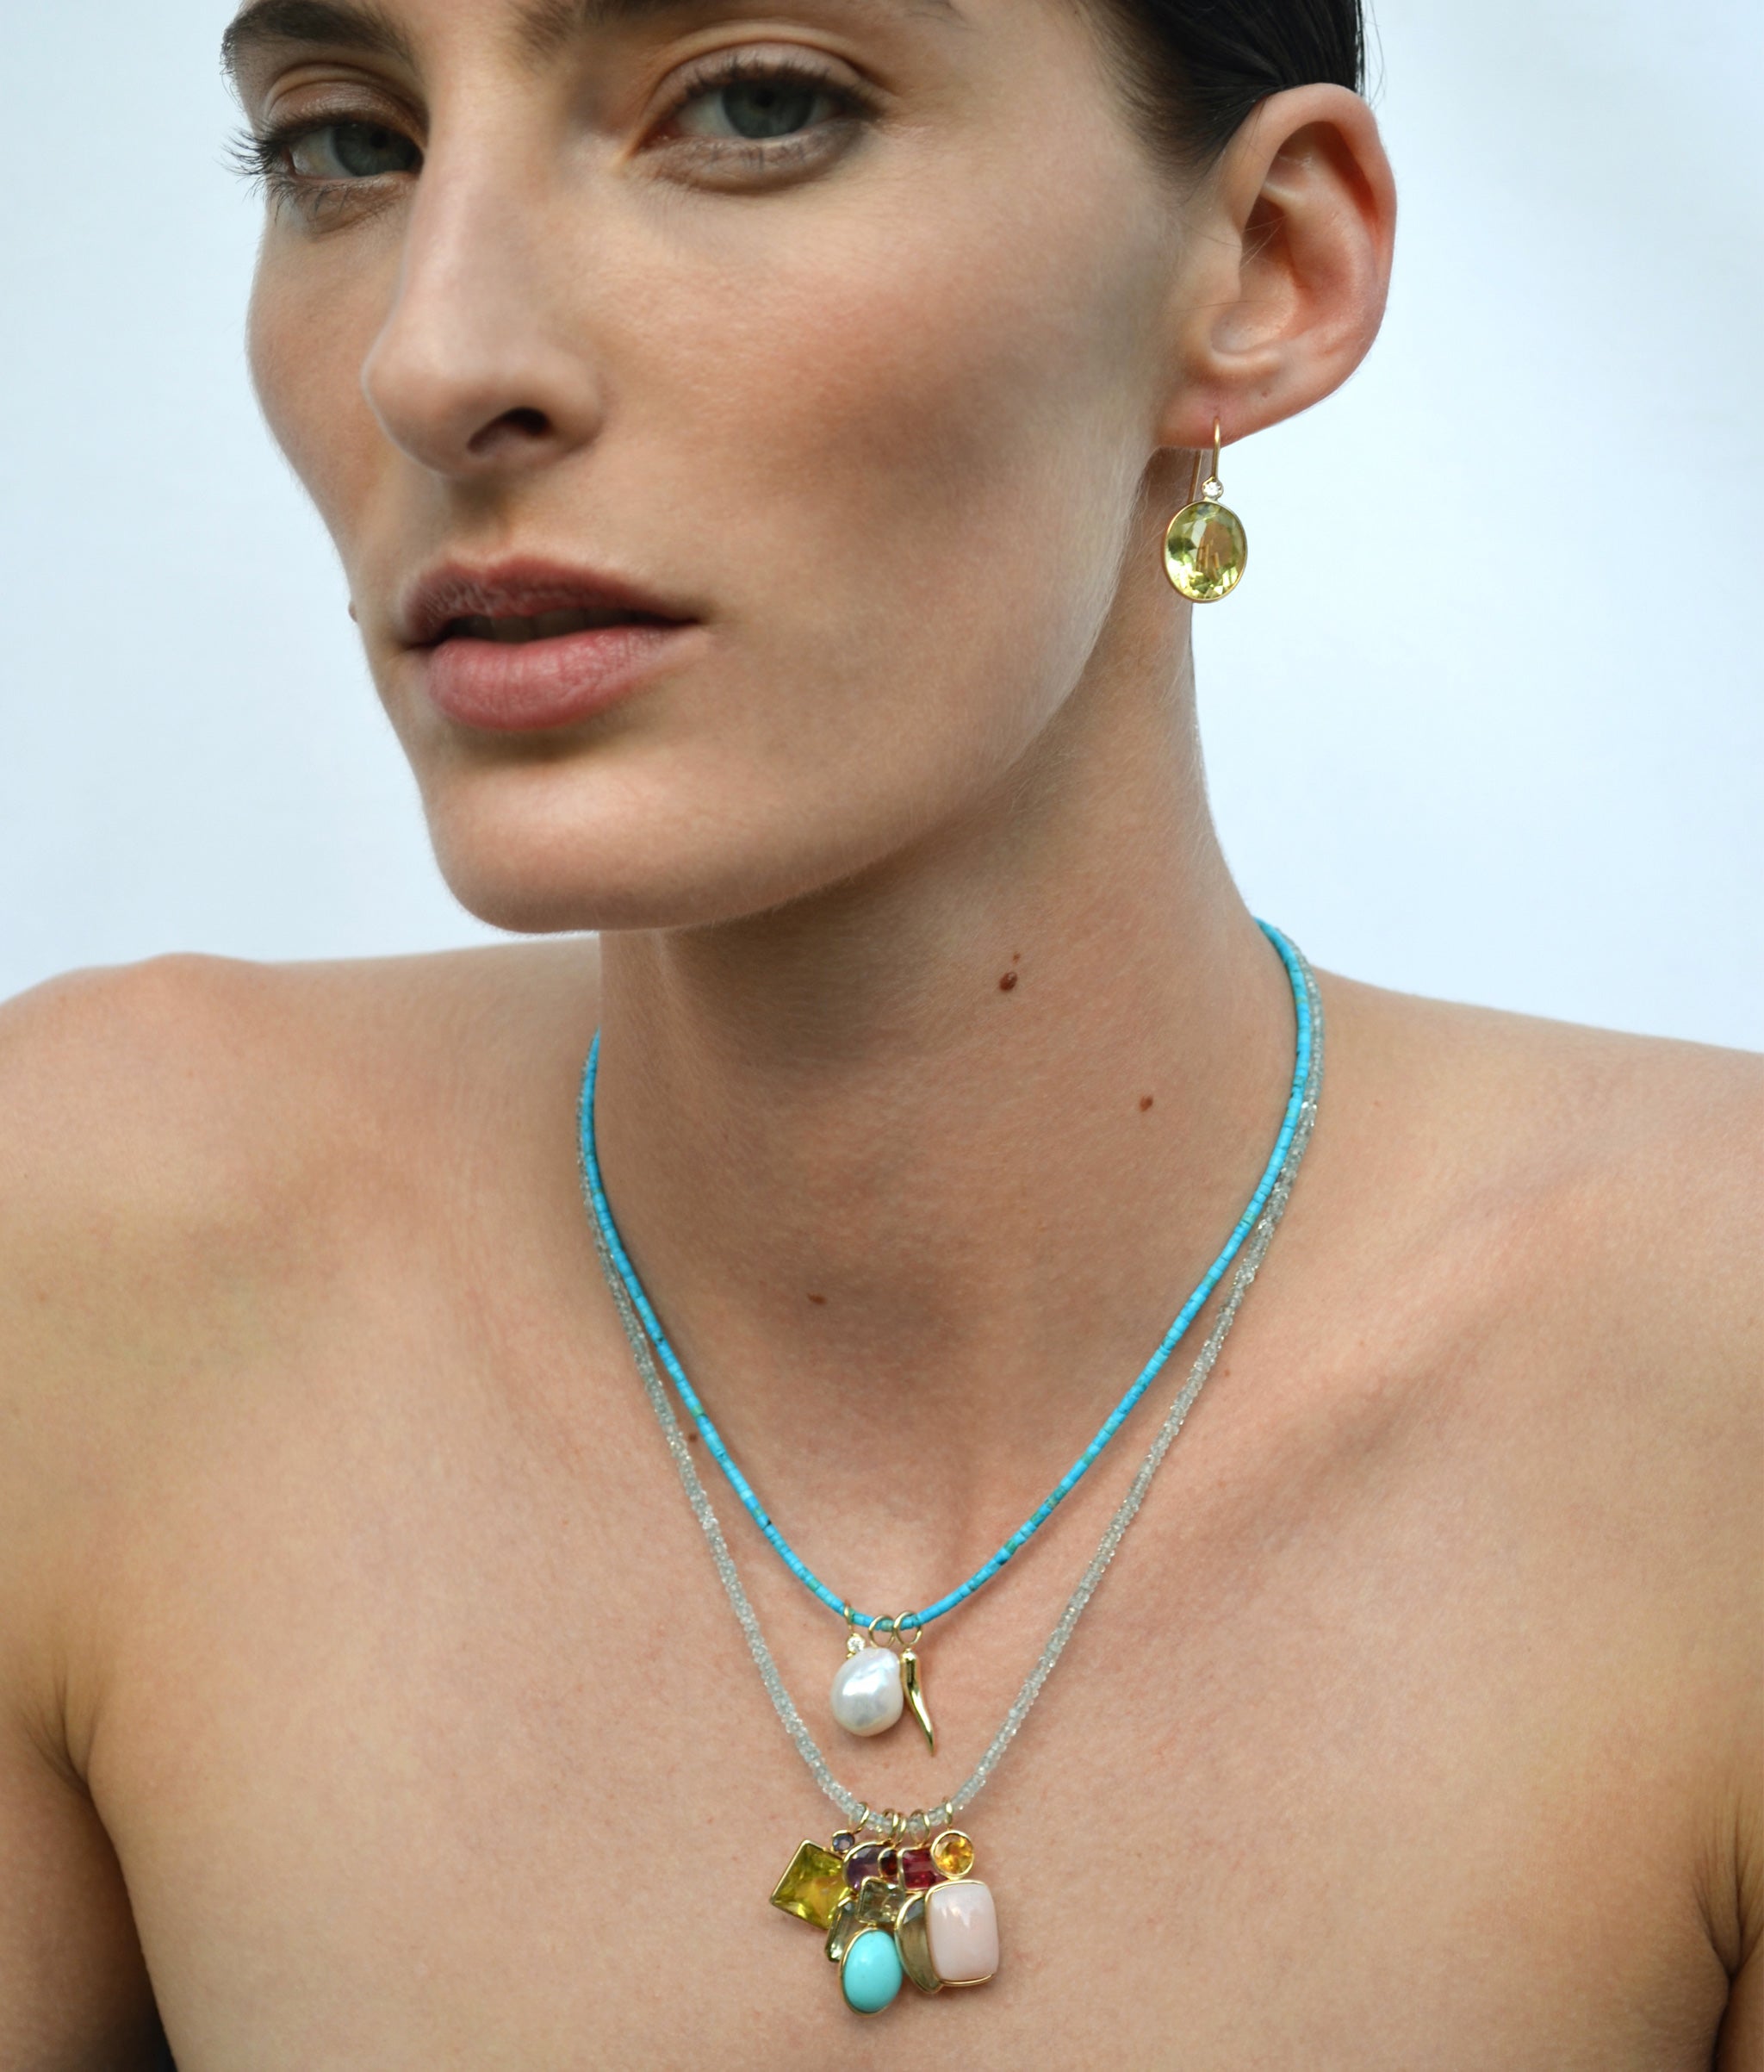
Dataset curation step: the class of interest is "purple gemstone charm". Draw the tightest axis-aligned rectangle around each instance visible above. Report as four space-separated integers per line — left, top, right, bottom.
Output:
844 1844 899 1888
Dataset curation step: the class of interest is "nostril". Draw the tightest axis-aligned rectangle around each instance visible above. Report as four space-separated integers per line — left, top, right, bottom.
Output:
467 405 554 458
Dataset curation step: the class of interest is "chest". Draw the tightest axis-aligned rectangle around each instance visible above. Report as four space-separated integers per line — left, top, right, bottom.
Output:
90 1296 1725 2070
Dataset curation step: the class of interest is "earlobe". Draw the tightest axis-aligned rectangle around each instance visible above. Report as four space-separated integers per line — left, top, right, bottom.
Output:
1157 84 1396 452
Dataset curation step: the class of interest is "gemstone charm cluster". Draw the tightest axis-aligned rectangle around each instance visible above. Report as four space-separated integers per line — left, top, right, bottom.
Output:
771 1825 998 2014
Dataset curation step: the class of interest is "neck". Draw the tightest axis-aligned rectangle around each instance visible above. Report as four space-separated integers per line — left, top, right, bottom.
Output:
592 624 1296 1607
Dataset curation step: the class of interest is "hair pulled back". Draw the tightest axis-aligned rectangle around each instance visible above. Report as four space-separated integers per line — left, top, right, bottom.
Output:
1090 0 1368 168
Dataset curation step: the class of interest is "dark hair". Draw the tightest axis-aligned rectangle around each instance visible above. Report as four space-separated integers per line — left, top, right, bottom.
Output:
1090 0 1368 168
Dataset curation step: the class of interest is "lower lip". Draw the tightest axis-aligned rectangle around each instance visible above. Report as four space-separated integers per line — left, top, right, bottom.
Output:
418 620 702 733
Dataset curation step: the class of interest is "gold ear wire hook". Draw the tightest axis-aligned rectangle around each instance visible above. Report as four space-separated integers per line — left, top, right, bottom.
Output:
1201 417 1225 500
1164 413 1248 602
1186 419 1224 506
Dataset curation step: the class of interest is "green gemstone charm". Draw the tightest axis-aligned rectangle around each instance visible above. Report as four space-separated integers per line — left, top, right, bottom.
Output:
1164 483 1248 603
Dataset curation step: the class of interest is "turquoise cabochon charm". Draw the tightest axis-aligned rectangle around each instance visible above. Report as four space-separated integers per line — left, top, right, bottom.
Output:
841 1928 904 2013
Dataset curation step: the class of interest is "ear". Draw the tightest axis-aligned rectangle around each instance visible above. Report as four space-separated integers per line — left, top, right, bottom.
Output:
1156 84 1397 451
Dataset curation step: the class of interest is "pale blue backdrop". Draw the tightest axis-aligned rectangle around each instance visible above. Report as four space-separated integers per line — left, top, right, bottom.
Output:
2 2 1759 1046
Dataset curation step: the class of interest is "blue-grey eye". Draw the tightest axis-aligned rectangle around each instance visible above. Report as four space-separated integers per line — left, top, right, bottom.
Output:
679 79 835 143
289 121 420 180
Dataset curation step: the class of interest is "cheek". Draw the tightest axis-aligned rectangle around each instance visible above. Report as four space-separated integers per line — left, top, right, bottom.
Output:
626 144 1166 764
246 233 390 551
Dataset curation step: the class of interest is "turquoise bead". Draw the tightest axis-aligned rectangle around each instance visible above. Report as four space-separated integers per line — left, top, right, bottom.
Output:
841 1928 904 2014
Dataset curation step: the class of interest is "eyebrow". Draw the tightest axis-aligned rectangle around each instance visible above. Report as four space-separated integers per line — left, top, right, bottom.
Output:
222 0 959 83
222 1 415 79
511 0 959 65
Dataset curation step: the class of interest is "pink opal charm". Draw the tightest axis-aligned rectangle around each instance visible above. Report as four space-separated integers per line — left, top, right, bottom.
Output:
925 1877 999 1986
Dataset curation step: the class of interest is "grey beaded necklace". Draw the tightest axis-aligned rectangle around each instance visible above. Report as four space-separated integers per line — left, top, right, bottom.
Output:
585 949 1323 2015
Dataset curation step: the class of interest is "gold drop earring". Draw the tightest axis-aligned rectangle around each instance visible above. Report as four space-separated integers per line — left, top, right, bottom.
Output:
1163 419 1248 603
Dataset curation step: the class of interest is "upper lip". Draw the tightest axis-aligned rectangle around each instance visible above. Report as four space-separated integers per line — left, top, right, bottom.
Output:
395 557 697 647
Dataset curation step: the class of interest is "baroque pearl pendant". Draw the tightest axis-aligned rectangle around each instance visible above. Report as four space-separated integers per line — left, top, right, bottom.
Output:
829 1646 904 1737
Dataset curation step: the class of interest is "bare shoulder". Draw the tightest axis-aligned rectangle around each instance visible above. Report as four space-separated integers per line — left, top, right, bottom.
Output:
0 938 577 1262
0 943 603 2056
0 936 602 1209
0 941 601 1634
1320 974 1763 1974
1321 970 1764 1324
1318 968 1761 1627
0 937 603 1178
1320 973 1763 1496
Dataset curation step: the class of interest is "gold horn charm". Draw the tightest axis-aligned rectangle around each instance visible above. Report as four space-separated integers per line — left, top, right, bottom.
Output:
898 1621 935 1753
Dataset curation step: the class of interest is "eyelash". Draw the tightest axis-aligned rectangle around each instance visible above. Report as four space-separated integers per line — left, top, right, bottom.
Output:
230 49 877 221
656 49 876 170
227 122 399 224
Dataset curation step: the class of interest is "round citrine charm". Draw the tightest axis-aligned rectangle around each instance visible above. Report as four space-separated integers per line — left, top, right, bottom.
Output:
1164 487 1248 603
929 1829 974 1879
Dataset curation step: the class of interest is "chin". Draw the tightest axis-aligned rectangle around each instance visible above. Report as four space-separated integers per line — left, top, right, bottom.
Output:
419 753 924 938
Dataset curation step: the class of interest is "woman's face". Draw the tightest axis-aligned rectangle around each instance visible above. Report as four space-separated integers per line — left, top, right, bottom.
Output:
235 0 1198 932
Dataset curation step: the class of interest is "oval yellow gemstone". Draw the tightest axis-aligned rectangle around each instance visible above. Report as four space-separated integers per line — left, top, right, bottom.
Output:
1164 501 1248 602
929 1829 975 1879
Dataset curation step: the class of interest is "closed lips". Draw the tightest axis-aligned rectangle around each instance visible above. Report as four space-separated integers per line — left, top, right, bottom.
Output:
444 607 680 644
408 569 704 732
397 561 697 649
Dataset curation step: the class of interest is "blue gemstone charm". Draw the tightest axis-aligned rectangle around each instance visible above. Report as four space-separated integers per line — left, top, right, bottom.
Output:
840 1927 904 2015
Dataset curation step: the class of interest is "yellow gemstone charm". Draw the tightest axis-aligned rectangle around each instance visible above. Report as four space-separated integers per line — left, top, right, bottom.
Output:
929 1829 975 1880
771 1841 849 1931
1164 487 1248 603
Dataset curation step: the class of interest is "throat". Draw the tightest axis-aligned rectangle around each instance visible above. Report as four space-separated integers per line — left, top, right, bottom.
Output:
584 894 1300 1548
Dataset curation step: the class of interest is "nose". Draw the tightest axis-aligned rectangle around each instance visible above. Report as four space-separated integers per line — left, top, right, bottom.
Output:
362 152 605 480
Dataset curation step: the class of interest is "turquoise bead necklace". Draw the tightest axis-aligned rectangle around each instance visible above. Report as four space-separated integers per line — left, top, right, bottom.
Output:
582 933 1325 2018
580 919 1314 1744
